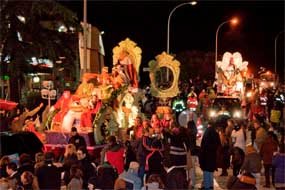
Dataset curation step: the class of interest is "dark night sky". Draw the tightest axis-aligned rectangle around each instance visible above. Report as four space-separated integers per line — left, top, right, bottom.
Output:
59 0 285 82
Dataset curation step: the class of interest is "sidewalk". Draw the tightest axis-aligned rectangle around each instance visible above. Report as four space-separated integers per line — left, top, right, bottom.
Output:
194 165 275 190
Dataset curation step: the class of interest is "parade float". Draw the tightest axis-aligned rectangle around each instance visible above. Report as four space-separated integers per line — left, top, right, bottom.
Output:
148 52 180 116
216 52 249 99
257 70 279 92
44 38 144 146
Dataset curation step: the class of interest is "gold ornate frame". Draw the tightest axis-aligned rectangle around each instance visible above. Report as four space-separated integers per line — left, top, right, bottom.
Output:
148 52 180 98
112 38 142 80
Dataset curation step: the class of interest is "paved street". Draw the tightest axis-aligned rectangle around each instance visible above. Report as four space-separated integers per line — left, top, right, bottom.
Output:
195 164 274 190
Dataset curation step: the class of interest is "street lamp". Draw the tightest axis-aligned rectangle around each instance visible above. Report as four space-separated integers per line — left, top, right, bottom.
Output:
83 0 88 75
167 1 197 54
274 30 284 73
215 17 239 78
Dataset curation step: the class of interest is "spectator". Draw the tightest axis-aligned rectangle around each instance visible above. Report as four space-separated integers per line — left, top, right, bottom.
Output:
63 144 78 185
260 131 279 188
225 119 235 145
17 171 39 190
168 127 187 167
6 162 20 189
119 161 142 190
272 143 285 190
142 174 165 190
270 103 281 131
163 159 187 190
101 136 125 174
114 178 126 190
18 153 34 176
68 127 87 150
77 146 96 189
95 161 118 190
240 145 262 188
253 120 267 152
0 110 10 132
226 172 257 190
150 114 161 134
199 124 221 190
145 139 164 180
136 128 153 182
187 120 199 188
231 122 246 152
217 129 230 176
67 165 83 190
35 152 61 190
34 152 45 171
127 116 143 140
230 147 245 177
124 140 137 171
0 156 10 178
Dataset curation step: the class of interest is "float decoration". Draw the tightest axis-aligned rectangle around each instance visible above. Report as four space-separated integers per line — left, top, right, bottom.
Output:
113 38 142 89
44 38 145 145
148 52 180 99
216 52 248 98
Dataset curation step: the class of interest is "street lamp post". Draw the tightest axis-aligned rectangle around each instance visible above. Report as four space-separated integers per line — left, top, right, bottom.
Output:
166 1 197 54
83 0 87 75
274 30 284 74
215 18 238 79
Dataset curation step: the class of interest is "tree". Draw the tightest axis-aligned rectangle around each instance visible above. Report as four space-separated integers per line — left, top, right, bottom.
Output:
0 0 81 102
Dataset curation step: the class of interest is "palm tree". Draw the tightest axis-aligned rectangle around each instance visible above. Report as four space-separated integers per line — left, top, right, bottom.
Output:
0 0 81 102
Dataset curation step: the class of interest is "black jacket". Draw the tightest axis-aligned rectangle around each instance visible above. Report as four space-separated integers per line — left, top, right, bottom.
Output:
68 134 87 150
35 162 61 190
199 126 221 172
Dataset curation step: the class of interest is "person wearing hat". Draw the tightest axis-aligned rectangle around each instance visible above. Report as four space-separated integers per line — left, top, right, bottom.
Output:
118 161 141 190
68 127 87 150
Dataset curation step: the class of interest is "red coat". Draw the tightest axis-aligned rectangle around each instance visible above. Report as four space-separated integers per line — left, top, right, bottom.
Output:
248 104 265 121
106 147 125 174
80 101 102 128
260 138 278 164
52 91 71 124
187 96 198 110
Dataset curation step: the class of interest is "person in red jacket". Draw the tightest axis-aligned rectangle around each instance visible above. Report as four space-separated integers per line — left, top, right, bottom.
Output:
102 136 125 174
187 92 198 112
260 131 279 188
248 99 266 121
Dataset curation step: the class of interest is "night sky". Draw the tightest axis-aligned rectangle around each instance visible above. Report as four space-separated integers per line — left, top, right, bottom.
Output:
59 0 285 82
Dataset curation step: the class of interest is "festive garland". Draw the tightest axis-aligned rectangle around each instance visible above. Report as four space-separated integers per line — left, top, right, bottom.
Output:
92 85 128 127
44 109 59 130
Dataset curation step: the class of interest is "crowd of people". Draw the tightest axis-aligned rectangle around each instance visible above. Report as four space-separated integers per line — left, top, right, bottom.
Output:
0 75 285 190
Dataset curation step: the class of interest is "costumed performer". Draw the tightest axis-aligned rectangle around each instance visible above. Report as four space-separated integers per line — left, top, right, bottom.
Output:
49 90 72 130
118 50 138 88
11 102 43 132
80 92 102 130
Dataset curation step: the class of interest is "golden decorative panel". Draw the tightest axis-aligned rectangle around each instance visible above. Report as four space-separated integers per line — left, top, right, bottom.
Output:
148 52 180 98
112 38 142 80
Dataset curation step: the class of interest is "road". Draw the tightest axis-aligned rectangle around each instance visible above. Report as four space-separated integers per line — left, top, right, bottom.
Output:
194 163 274 190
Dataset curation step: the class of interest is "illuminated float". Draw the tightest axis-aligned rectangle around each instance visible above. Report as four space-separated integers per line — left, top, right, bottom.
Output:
216 52 248 99
148 52 180 116
45 38 144 144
